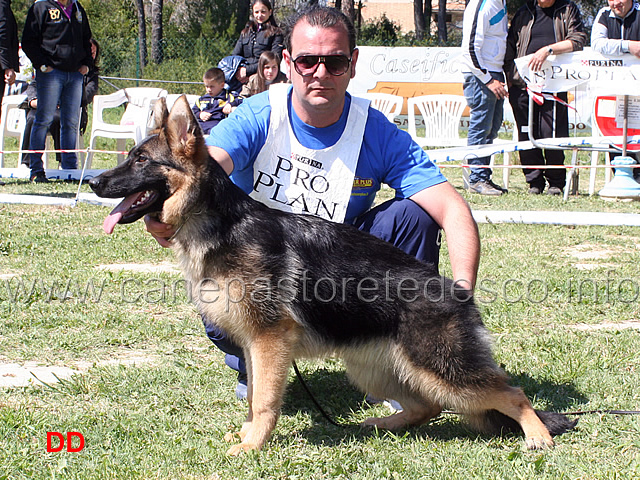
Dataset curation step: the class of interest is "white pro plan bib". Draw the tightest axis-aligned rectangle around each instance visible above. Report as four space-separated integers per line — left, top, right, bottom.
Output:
250 84 369 223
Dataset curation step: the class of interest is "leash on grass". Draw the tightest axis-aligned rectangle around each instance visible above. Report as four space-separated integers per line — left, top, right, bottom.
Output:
292 362 640 427
558 409 640 416
292 361 345 427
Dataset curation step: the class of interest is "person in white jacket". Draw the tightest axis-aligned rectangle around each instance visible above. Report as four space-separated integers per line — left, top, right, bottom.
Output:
591 0 640 57
461 0 509 196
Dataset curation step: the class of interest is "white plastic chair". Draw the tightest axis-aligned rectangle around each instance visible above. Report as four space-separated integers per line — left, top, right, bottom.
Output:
86 87 167 167
166 94 199 111
0 94 27 167
358 92 404 122
407 95 467 148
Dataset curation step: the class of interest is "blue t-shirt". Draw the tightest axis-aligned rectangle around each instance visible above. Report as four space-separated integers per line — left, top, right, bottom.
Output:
205 86 446 224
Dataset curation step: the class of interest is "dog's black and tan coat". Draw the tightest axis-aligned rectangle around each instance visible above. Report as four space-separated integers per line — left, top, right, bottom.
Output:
90 96 576 455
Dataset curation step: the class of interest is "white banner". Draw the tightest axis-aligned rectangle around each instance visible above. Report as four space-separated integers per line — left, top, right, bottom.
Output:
349 46 466 97
514 49 640 95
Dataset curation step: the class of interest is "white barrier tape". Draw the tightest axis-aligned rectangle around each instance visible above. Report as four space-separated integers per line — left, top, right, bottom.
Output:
0 147 127 155
0 192 121 207
0 168 106 180
1 192 637 226
473 210 640 226
440 164 639 169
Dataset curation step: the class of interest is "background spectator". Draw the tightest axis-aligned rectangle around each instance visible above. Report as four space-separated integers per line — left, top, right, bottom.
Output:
240 50 288 97
232 0 283 77
19 79 62 165
80 38 100 136
592 0 640 57
461 0 509 196
192 67 242 134
504 0 587 195
0 0 19 111
591 0 640 179
22 0 93 182
218 55 249 96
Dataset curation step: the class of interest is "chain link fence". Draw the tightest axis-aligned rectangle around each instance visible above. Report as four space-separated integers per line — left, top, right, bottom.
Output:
97 36 236 96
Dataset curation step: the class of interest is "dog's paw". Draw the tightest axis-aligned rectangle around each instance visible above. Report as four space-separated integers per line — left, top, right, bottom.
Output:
525 435 555 450
226 442 259 456
361 415 405 430
224 431 240 443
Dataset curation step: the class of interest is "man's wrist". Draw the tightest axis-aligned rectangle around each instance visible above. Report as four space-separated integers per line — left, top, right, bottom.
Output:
622 40 631 54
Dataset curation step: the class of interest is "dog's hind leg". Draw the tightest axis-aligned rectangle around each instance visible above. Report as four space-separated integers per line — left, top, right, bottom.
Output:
362 396 442 430
226 320 300 456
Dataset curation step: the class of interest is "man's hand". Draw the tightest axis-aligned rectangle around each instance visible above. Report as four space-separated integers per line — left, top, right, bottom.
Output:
629 40 640 58
528 46 553 72
222 103 232 115
144 215 176 248
78 65 89 75
4 68 15 85
200 111 212 121
486 78 508 100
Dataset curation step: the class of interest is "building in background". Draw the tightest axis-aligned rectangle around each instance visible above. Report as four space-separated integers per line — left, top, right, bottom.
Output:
359 0 466 35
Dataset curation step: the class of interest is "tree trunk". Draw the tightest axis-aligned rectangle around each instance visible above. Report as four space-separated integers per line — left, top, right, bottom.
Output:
414 0 426 41
151 0 163 64
341 0 355 23
414 0 432 42
437 0 447 44
237 0 249 35
135 0 147 68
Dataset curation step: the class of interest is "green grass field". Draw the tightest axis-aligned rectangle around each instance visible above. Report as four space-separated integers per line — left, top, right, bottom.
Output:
0 153 639 478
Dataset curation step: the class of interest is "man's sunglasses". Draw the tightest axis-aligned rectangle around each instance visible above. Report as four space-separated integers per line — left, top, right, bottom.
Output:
292 54 352 77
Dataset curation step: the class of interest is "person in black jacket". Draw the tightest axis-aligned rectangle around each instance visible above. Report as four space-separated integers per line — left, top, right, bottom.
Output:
0 0 19 112
80 37 100 135
22 0 93 183
504 0 586 195
232 0 283 78
19 37 99 167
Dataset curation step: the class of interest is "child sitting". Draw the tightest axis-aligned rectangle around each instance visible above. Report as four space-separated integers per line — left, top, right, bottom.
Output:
240 51 288 98
192 67 242 134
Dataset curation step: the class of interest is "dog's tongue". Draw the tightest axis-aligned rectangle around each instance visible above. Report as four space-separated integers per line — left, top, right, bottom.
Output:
103 193 141 234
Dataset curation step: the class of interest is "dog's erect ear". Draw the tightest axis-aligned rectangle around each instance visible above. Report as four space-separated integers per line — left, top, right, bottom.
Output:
150 97 168 132
165 95 204 162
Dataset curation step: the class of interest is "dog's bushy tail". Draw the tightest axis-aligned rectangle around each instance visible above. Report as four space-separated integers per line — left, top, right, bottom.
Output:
469 410 578 437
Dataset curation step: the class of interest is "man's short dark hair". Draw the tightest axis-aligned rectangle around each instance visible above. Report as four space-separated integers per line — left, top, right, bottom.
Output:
204 67 225 84
283 5 356 54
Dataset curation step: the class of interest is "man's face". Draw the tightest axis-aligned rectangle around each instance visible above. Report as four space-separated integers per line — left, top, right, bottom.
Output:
537 0 556 8
608 0 634 18
283 21 358 125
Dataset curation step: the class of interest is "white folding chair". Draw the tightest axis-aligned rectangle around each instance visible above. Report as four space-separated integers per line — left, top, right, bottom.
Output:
358 92 404 122
407 95 467 148
86 87 167 167
0 95 27 167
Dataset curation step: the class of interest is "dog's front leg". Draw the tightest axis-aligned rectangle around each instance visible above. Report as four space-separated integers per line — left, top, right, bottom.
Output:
224 353 254 444
226 326 297 456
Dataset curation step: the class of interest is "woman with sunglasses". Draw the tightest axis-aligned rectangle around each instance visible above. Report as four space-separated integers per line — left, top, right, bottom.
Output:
145 6 480 403
232 0 284 79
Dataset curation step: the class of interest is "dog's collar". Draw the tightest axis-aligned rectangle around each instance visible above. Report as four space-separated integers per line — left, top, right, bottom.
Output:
166 210 203 243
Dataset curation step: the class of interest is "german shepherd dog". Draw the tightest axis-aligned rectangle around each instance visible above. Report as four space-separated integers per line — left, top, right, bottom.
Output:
89 96 576 455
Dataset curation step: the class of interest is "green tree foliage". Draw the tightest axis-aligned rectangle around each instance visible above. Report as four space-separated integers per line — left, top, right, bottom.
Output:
359 15 400 46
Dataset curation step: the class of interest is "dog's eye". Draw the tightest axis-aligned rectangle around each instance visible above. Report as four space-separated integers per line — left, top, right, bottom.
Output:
136 155 148 163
